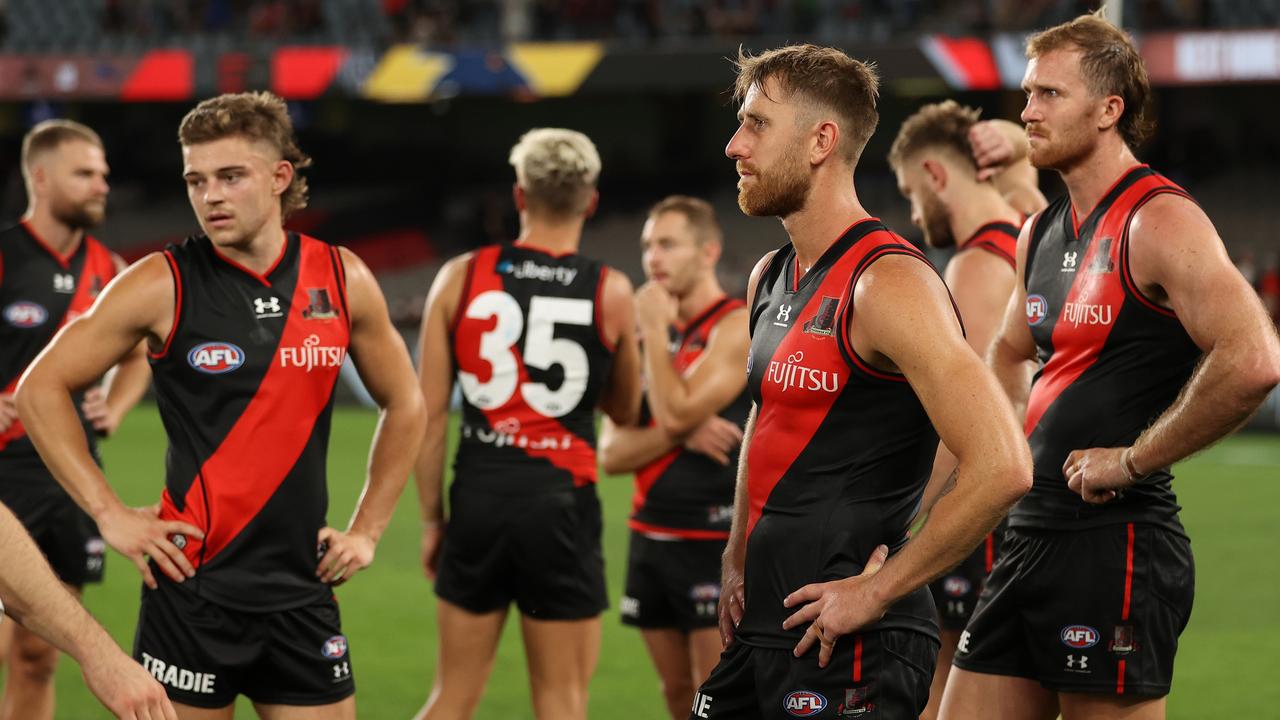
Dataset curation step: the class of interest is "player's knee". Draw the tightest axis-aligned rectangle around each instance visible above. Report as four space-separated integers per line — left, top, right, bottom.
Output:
660 676 695 709
10 637 59 684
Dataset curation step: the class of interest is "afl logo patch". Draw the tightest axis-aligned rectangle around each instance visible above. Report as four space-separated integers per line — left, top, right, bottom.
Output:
1061 625 1100 649
1025 294 1048 326
783 690 827 716
321 635 348 659
187 342 245 374
4 301 48 328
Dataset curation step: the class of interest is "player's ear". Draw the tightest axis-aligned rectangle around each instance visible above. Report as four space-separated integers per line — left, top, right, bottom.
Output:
810 119 840 166
512 183 525 212
272 160 294 197
584 190 599 218
1098 94 1124 133
922 158 947 193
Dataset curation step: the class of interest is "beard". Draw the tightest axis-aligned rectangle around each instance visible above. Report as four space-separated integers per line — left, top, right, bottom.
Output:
919 191 955 248
51 196 105 230
737 139 811 218
1027 122 1094 173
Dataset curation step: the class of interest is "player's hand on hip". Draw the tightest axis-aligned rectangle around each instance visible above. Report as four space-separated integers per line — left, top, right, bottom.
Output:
0 393 17 433
421 522 446 581
1063 447 1127 504
782 544 890 668
99 504 203 589
317 527 376 586
81 642 178 720
969 120 1016 181
718 558 746 648
684 416 744 466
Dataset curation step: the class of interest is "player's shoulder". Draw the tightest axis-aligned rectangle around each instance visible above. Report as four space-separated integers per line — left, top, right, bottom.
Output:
600 266 635 302
1129 191 1214 242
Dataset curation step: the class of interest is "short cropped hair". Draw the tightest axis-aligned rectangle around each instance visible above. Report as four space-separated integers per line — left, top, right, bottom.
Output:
888 100 981 172
508 128 601 219
178 91 312 218
21 120 103 184
648 195 722 246
732 44 880 165
1026 10 1153 149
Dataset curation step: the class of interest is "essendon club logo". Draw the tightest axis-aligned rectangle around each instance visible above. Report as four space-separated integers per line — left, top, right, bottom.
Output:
1090 237 1116 273
302 288 338 320
803 296 840 337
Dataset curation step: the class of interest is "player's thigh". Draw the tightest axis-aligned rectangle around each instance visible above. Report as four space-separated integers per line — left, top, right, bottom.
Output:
434 598 508 677
172 703 235 720
686 627 723 688
1059 692 1165 720
253 696 355 720
938 667 1058 720
639 628 694 689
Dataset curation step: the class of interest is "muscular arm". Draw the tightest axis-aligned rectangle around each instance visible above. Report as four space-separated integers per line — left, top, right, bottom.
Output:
319 248 427 583
1122 196 1280 471
93 253 152 435
987 220 1039 420
639 306 749 436
916 249 1018 519
414 256 466 527
0 502 175 719
969 119 1047 216
15 254 200 588
599 418 676 475
598 269 642 426
852 256 1032 607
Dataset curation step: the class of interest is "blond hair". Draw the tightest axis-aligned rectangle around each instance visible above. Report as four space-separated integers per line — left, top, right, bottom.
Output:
21 119 103 187
508 128 601 218
888 100 981 172
1026 10 1153 148
733 44 880 165
178 91 313 218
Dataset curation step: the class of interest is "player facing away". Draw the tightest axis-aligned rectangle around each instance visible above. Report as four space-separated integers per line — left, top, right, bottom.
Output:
598 196 750 719
414 129 641 720
16 91 426 719
888 100 1047 720
0 119 152 720
690 44 1032 719
940 13 1280 720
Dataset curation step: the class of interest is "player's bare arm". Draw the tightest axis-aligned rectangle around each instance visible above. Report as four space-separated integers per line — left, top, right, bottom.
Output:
915 247 1020 518
782 255 1032 667
986 217 1040 418
599 419 676 475
636 290 749 436
15 253 203 589
79 252 152 437
413 253 468 580
598 267 642 426
0 502 177 720
317 247 426 586
716 249 774 648
1065 194 1280 503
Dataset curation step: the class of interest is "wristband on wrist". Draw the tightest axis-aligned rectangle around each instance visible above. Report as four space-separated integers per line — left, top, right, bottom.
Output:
1121 447 1142 482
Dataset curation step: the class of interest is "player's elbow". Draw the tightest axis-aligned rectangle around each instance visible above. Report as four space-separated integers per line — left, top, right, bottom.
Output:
599 446 630 476
999 442 1035 502
13 367 55 424
655 411 699 438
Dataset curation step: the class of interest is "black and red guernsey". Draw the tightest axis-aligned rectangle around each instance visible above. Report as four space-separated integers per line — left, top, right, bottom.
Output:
450 244 614 495
959 220 1019 270
629 297 750 539
150 232 349 611
1017 165 1200 533
0 221 117 471
737 219 943 650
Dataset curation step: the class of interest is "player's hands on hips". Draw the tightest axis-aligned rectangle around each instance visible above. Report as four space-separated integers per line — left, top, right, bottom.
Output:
0 393 17 433
99 504 203 589
634 282 678 338
1064 447 1130 504
782 544 890 668
421 522 445 581
81 641 177 719
317 527 376 586
969 120 1017 181
683 416 744 465
718 555 746 648
80 386 119 436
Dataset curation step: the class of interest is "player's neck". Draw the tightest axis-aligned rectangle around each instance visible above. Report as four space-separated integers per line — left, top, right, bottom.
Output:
514 216 583 257
1059 137 1141 223
677 274 726 324
782 173 870 274
21 207 85 257
216 226 288 276
949 185 1022 248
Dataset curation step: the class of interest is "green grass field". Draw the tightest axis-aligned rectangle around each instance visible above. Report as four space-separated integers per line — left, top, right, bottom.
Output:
40 405 1280 718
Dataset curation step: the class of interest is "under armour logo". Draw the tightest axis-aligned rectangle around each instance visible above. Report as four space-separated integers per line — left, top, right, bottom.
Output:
1062 251 1078 272
1066 654 1089 670
53 273 75 293
773 304 793 326
254 297 282 316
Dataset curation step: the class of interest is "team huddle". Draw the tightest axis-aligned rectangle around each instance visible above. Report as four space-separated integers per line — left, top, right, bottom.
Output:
1 9 1278 720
